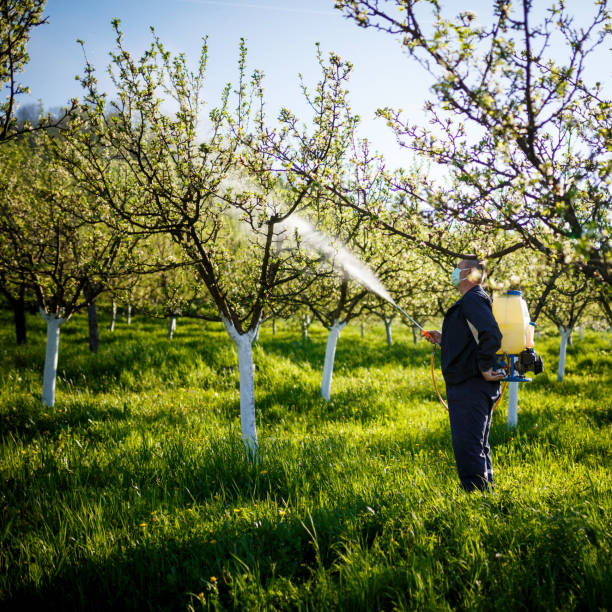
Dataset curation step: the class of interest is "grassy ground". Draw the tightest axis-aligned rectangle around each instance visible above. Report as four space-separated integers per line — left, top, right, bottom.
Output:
0 310 610 610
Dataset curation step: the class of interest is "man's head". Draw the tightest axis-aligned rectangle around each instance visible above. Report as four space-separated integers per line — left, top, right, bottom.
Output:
452 255 486 294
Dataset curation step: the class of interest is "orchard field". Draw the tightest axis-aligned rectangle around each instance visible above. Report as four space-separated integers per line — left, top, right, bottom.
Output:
1 311 610 610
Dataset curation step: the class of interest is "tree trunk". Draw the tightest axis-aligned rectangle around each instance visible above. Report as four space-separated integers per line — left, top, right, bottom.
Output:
321 320 346 402
412 325 418 345
222 316 260 456
301 315 311 340
360 321 365 337
557 327 571 382
168 315 177 339
536 329 541 341
13 294 27 345
579 326 583 341
253 324 260 343
384 318 393 346
109 301 117 332
41 311 66 407
568 331 573 346
507 381 519 429
87 298 99 353
126 303 132 325
272 319 277 335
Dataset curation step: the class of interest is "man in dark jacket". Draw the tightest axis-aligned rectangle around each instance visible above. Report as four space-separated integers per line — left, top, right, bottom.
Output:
425 256 504 492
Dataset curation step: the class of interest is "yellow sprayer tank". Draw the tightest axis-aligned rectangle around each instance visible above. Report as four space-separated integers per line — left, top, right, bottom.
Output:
492 290 531 354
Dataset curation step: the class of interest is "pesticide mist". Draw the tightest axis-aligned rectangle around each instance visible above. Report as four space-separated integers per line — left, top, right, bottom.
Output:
219 176 394 305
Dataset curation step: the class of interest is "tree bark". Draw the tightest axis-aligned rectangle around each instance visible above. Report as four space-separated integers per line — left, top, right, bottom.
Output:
13 294 27 345
301 315 311 340
384 318 393 346
126 303 132 325
87 298 99 353
41 311 66 407
321 320 346 401
222 316 260 456
507 382 519 429
557 327 571 382
272 319 277 335
109 300 117 332
360 321 365 337
412 325 418 345
168 315 177 339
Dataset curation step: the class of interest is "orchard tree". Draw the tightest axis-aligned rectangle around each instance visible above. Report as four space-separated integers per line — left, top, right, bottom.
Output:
334 0 611 293
59 26 355 453
0 0 75 143
0 242 31 344
0 135 136 405
541 265 598 381
138 236 220 338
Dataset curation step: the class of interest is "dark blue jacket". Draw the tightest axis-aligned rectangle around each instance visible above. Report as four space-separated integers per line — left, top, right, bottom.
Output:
441 285 502 385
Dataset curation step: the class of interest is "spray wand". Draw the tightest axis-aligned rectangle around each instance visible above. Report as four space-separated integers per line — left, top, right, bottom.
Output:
389 301 439 345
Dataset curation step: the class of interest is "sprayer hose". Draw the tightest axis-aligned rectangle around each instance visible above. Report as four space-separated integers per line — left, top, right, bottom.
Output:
429 349 508 412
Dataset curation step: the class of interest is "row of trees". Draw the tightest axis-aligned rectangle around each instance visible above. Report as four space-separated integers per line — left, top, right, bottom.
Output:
1 0 610 452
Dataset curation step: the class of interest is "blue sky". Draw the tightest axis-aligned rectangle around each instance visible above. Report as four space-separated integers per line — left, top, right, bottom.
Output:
18 0 610 169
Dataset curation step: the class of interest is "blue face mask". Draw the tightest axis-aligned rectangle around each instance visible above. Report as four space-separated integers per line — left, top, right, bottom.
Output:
451 267 462 287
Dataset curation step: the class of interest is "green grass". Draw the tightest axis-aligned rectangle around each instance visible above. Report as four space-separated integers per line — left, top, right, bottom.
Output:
0 311 610 610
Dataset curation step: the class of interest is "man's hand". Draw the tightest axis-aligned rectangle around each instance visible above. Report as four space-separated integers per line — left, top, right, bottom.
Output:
423 330 441 345
481 368 506 381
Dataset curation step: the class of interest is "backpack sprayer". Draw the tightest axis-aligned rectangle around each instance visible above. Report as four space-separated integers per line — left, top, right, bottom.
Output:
491 290 544 381
390 290 544 411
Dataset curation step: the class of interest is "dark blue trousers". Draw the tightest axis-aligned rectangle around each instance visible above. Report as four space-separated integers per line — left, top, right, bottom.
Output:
446 377 500 492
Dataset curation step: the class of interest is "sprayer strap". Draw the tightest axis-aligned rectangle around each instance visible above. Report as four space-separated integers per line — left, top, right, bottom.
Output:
466 319 479 345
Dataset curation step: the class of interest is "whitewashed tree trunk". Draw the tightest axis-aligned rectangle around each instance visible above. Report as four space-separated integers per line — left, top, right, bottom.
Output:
609 327 612 346
321 320 346 402
168 315 177 339
126 303 132 325
272 319 277 335
384 318 393 346
301 315 311 340
507 381 519 428
41 310 66 407
222 316 260 455
109 300 117 332
557 327 572 382
568 331 573 346
360 321 365 338
579 326 583 340
253 324 260 343
536 329 541 341
412 325 418 345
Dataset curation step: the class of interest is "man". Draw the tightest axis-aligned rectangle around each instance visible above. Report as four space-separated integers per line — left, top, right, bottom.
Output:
425 256 504 492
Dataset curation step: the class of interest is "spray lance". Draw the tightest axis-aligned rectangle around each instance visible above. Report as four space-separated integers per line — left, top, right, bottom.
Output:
385 300 452 409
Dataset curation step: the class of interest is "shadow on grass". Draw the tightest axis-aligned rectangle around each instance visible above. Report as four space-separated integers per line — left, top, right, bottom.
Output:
4 480 610 611
0 396 130 443
254 381 436 426
2 494 391 611
258 334 431 373
0 395 197 445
